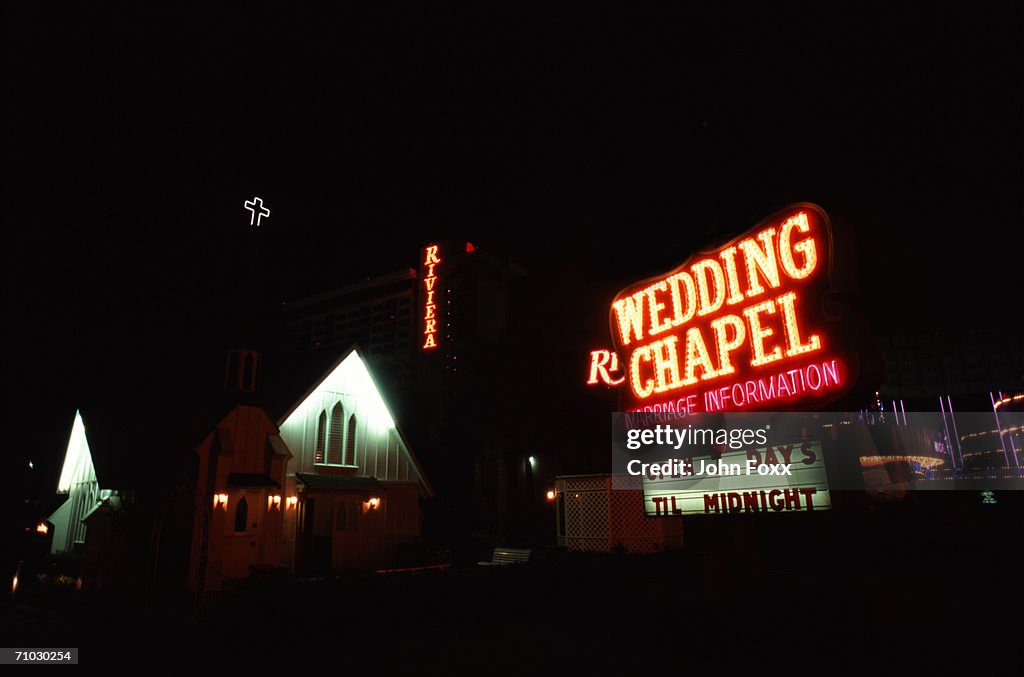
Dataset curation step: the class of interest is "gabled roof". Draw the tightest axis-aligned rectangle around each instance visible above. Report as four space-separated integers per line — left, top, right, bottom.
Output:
296 474 385 492
82 496 124 523
57 410 97 493
277 344 434 497
203 407 293 459
227 473 280 488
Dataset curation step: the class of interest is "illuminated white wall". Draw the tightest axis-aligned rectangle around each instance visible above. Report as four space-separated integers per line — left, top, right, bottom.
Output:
278 350 426 485
48 410 102 554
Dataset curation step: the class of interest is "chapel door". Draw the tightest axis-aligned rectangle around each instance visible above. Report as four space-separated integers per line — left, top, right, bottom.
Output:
300 496 332 575
299 497 315 575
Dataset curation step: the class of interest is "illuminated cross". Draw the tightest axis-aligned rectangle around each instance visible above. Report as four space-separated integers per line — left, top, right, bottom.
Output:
243 196 270 226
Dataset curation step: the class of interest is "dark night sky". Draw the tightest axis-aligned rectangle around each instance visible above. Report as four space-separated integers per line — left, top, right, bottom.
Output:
6 7 1023 486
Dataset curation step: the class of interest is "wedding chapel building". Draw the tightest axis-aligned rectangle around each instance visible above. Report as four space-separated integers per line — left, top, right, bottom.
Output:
186 345 434 591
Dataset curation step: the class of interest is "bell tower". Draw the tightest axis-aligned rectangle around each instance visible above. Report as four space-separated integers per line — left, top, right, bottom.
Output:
224 348 261 394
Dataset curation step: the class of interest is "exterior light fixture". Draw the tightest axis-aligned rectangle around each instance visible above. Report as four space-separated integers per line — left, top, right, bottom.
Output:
546 490 556 501
213 493 229 510
12 562 22 596
368 497 380 510
286 496 298 509
36 523 49 534
268 495 282 510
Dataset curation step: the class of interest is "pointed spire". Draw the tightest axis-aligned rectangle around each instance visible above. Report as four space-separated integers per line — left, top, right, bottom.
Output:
57 410 97 493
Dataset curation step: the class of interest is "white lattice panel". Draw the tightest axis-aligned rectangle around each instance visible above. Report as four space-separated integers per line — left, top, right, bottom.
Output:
610 489 665 553
561 476 610 492
564 490 608 540
559 474 682 554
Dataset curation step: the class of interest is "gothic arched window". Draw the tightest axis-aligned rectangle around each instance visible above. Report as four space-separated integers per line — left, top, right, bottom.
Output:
349 501 359 531
226 351 240 390
335 501 346 531
314 410 327 464
344 415 357 466
242 353 254 391
328 403 345 464
234 496 248 532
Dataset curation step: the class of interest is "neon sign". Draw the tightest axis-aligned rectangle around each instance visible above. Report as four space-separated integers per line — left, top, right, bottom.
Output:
243 196 270 226
421 244 442 350
589 204 856 413
642 441 832 515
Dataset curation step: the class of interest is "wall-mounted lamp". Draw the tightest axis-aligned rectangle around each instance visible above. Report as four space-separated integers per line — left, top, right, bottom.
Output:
213 493 229 510
368 497 380 510
36 522 49 534
268 495 282 510
546 490 556 502
286 496 298 510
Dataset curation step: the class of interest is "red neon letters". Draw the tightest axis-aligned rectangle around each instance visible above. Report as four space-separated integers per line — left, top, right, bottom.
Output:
592 205 852 412
422 245 441 350
587 350 626 386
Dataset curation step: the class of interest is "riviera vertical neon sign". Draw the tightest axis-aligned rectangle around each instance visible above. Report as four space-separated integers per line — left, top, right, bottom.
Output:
422 245 441 350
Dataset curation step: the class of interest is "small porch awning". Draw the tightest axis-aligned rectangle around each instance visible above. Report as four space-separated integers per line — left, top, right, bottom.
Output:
226 473 280 488
295 474 384 492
